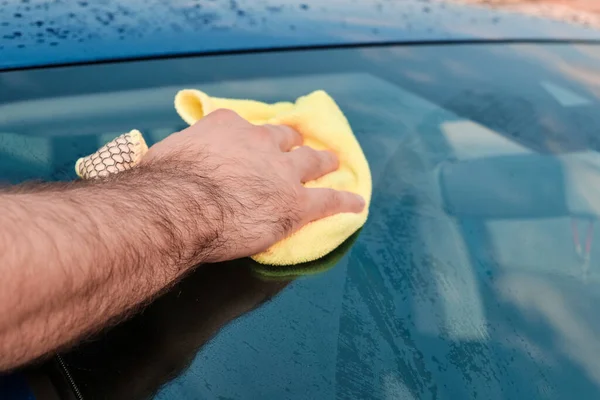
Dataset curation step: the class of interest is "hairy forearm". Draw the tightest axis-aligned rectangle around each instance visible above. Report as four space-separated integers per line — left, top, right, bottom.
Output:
0 164 220 370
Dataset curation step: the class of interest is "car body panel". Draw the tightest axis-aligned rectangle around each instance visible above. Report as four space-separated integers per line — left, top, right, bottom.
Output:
2 0 600 71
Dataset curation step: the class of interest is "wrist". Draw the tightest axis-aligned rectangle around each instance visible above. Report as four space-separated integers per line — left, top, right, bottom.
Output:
121 161 227 268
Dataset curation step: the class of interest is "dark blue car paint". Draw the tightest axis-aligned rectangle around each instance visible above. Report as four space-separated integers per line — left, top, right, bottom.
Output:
0 374 35 400
2 0 600 70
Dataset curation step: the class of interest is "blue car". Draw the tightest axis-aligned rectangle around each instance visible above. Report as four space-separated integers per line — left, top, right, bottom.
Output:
3 1 600 399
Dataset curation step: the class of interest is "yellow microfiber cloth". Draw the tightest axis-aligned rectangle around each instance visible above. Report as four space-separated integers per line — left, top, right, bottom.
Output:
251 229 361 280
76 90 371 266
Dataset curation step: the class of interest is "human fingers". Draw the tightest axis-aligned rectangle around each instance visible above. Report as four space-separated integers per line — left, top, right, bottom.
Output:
203 108 247 125
287 146 339 183
262 124 303 151
304 188 365 222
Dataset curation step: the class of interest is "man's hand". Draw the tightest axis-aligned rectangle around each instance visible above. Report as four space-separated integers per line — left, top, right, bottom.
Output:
142 109 364 262
0 109 363 370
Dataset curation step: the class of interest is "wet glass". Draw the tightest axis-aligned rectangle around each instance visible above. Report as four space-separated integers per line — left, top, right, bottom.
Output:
2 43 600 399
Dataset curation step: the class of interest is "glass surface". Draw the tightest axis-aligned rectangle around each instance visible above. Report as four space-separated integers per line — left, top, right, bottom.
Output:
3 43 600 399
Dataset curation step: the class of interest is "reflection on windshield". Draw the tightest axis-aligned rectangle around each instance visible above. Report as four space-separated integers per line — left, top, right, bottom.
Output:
498 273 600 387
59 260 290 400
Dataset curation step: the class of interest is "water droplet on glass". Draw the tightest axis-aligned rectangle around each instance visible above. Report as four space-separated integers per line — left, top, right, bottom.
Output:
266 5 282 13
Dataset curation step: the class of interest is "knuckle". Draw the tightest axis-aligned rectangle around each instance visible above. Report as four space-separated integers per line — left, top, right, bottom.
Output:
326 151 339 168
278 188 304 234
208 108 242 123
283 126 301 145
307 148 321 165
293 185 309 207
318 152 332 169
294 146 309 161
316 152 330 170
279 156 294 170
265 124 281 134
328 190 342 208
280 130 294 148
254 125 272 141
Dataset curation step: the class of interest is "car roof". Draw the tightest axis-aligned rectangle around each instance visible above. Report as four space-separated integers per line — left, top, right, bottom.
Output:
2 0 600 71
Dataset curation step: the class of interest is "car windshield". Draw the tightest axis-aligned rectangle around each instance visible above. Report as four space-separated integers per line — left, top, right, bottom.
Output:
3 43 600 399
